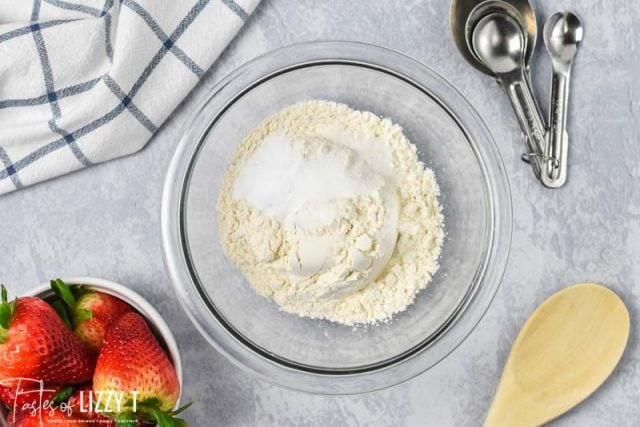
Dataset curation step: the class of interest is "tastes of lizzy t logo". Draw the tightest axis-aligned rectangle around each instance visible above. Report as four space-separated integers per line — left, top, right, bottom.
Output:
1 378 139 424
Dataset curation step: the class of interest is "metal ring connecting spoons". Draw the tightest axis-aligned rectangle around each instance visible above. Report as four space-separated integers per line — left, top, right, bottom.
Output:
472 12 547 180
541 11 583 188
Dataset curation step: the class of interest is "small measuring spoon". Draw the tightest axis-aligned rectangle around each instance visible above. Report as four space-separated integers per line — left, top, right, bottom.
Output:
541 11 584 188
472 13 547 179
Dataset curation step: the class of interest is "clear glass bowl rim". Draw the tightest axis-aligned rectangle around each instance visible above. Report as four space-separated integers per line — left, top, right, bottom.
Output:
161 40 513 395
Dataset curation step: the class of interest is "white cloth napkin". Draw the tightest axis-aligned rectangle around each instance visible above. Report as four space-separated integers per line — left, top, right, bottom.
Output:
0 0 259 195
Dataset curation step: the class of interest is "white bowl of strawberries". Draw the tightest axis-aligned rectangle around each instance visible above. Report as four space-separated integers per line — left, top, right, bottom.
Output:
0 277 189 426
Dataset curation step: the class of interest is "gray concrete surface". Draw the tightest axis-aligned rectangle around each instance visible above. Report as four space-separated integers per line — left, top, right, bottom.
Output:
1 0 639 425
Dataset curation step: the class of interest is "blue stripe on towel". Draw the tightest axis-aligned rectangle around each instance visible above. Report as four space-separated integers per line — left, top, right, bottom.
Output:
221 0 249 20
103 0 114 61
31 0 42 21
43 0 105 17
0 147 23 189
32 24 91 165
122 0 204 77
0 78 101 109
103 76 158 133
0 20 68 44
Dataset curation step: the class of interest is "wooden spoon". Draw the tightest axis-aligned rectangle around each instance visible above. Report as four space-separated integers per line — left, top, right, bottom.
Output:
485 283 630 427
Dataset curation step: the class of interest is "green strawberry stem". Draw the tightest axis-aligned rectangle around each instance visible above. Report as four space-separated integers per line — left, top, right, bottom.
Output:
169 401 194 417
51 300 72 328
142 405 189 427
107 400 193 427
51 385 75 404
51 279 77 308
0 284 17 344
50 279 93 327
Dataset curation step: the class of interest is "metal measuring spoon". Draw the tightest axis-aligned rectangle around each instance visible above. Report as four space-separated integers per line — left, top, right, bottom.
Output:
472 13 547 178
541 12 583 188
451 0 538 75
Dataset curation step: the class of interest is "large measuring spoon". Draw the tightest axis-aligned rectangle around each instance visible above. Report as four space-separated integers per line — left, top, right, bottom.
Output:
451 0 538 76
540 11 584 188
484 283 630 426
472 12 547 179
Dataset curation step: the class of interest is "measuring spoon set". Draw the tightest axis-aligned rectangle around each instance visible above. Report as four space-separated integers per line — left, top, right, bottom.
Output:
451 0 583 188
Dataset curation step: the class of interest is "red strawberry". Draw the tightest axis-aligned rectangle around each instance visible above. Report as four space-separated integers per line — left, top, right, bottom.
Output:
8 407 89 426
67 385 114 425
93 313 190 425
0 286 96 387
0 383 64 412
51 279 133 351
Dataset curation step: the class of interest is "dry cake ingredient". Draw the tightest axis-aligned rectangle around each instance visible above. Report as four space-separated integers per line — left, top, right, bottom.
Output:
217 100 444 325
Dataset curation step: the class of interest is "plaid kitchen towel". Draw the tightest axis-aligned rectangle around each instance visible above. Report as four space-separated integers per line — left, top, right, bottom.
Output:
0 0 259 195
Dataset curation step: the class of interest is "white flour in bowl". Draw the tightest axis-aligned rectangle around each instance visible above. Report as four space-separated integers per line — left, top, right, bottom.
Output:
217 100 444 325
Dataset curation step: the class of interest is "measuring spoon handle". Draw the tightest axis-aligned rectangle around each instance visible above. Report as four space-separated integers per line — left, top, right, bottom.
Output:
502 71 547 180
541 68 571 187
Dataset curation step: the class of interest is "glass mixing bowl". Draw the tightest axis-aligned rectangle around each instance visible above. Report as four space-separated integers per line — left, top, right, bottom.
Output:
161 41 512 394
